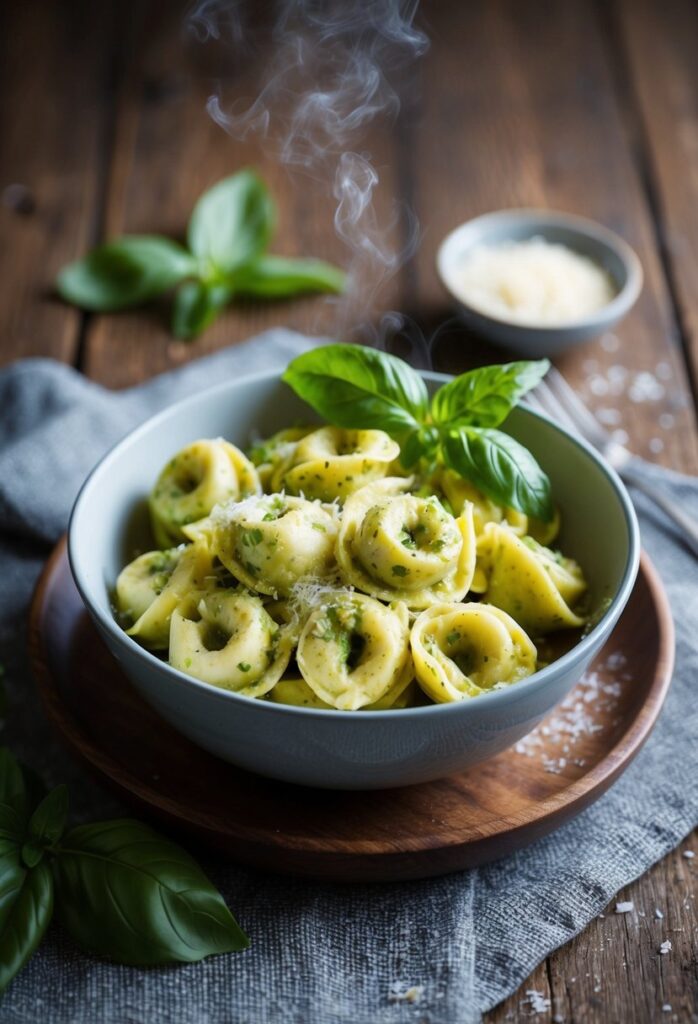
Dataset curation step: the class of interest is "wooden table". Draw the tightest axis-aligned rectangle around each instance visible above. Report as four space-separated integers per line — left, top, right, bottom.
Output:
2 1 697 1019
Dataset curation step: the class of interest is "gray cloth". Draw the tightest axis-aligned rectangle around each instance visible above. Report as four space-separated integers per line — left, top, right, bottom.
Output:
0 328 696 1024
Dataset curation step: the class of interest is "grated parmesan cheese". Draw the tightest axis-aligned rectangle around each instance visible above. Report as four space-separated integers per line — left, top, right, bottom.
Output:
453 237 615 326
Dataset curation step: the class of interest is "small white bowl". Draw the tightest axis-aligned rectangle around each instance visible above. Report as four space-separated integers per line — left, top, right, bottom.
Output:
437 209 643 357
68 370 640 790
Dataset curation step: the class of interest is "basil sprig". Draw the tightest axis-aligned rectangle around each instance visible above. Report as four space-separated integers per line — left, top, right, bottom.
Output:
57 170 345 339
0 748 248 994
283 345 553 521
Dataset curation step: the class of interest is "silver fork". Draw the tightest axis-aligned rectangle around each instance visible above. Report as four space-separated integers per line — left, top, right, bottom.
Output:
527 365 698 558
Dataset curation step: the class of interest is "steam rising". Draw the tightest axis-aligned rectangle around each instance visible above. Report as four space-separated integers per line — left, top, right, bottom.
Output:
187 0 428 337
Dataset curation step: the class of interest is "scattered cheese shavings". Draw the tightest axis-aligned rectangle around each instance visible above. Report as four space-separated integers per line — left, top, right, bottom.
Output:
659 940 672 955
523 990 551 1014
615 901 634 914
388 982 424 1004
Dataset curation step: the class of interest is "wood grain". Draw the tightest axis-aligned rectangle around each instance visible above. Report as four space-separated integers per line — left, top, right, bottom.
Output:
0 0 112 365
29 540 673 884
614 0 698 399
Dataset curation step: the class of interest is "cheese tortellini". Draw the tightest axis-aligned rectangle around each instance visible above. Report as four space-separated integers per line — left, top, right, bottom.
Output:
337 478 476 608
210 494 339 596
480 524 586 633
271 426 400 501
296 592 412 710
116 424 589 711
411 602 537 702
149 439 260 547
170 589 293 696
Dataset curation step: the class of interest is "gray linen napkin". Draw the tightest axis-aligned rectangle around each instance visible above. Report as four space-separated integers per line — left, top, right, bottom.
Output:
1 329 696 1024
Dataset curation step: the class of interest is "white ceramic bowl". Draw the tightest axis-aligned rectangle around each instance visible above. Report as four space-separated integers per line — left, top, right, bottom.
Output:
68 370 640 789
437 209 643 356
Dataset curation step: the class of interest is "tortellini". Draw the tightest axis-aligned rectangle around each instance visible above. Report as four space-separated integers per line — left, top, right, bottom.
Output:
149 439 260 547
210 494 339 597
411 602 537 702
170 589 293 696
480 524 586 633
296 592 412 710
117 541 215 650
268 675 421 711
117 414 590 712
337 478 476 608
271 426 400 501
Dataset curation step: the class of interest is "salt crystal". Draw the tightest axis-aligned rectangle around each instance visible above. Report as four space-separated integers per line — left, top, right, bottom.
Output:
615 901 634 914
629 372 665 403
649 438 664 454
656 362 672 381
662 1004 672 1013
607 364 628 383
589 374 610 396
611 428 629 445
683 850 695 859
601 333 620 352
659 940 672 954
523 990 551 1013
655 908 664 919
659 412 675 429
597 407 622 426
553 1015 564 1024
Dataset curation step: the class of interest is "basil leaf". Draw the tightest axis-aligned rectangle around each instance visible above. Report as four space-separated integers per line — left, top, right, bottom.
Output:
0 859 53 995
0 837 23 932
283 343 428 437
431 360 550 428
172 281 231 339
234 255 345 298
188 171 274 277
400 426 439 469
57 237 196 312
443 427 554 521
53 820 249 964
28 785 69 851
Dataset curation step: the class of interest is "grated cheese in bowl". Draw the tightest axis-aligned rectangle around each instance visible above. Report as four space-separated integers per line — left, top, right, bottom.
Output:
452 236 616 327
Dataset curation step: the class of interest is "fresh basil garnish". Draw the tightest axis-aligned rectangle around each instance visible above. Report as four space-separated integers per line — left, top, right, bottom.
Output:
431 359 550 428
0 747 248 994
57 237 196 312
443 427 553 521
0 860 53 994
57 171 345 338
53 820 248 965
282 343 429 437
283 344 553 520
187 171 274 278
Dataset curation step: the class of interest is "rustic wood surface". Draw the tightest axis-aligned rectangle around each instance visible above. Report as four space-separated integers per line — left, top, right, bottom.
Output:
2 0 697 1019
29 542 674 884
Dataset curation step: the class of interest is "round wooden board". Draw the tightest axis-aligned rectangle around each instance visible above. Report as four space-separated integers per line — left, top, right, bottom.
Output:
29 539 674 883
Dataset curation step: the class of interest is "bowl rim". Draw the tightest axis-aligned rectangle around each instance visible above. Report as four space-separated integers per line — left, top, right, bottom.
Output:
436 207 643 333
68 366 641 722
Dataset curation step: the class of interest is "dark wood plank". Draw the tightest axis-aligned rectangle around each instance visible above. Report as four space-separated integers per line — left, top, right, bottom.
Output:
410 0 698 474
82 0 403 387
614 0 698 401
0 0 112 365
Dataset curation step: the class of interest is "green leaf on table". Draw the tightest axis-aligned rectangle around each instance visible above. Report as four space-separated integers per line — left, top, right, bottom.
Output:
283 343 429 437
56 237 196 311
431 360 550 429
53 819 249 964
0 749 30 839
26 785 69 854
0 859 53 995
172 281 231 340
443 427 554 521
234 255 345 298
188 170 274 277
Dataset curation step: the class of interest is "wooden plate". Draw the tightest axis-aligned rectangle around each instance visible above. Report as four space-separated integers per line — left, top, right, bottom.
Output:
28 539 674 882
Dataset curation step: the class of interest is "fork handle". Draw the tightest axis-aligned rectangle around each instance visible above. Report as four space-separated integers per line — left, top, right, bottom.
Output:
621 465 698 558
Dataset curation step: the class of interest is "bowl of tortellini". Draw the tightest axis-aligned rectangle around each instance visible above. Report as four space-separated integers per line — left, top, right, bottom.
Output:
68 364 640 789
